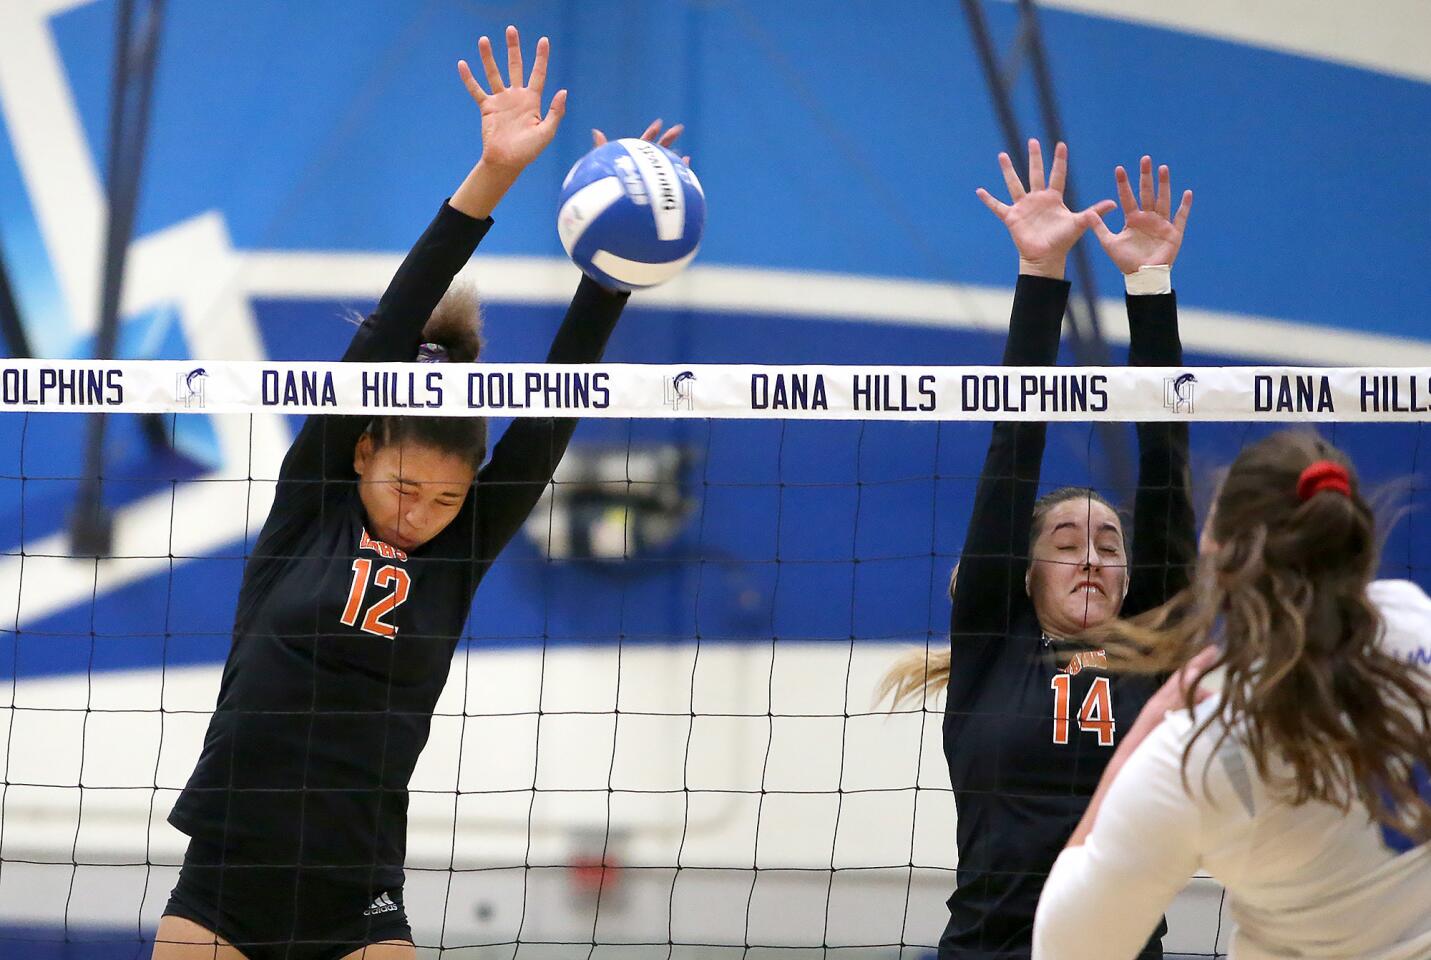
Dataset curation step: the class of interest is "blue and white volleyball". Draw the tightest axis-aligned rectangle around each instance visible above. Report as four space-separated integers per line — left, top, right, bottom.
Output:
557 138 706 291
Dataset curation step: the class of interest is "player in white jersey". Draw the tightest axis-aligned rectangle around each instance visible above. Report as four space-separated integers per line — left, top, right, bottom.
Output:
1031 430 1431 960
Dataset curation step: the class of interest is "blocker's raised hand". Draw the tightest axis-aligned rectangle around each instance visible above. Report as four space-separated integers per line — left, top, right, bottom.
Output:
1083 156 1193 274
976 139 1114 280
591 119 691 167
458 26 567 173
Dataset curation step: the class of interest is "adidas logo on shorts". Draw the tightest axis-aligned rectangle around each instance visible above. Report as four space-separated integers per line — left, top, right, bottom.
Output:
362 891 399 916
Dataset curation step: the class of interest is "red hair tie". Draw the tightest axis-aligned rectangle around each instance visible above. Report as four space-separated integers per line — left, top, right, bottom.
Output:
1297 460 1351 501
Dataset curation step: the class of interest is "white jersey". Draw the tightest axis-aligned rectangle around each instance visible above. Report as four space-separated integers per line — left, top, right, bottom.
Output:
1033 579 1431 960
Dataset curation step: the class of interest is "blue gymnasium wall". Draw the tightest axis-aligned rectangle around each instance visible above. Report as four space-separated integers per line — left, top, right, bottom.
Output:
0 1 1428 681
0 3 1427 956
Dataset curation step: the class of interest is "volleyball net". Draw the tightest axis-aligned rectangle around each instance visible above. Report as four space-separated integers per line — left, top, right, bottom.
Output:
0 359 1426 958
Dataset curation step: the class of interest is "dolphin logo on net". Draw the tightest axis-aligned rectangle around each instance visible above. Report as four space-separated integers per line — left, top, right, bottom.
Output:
1163 372 1196 414
177 367 207 408
665 370 696 411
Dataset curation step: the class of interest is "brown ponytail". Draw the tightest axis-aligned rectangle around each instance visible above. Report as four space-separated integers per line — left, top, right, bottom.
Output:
1088 429 1431 843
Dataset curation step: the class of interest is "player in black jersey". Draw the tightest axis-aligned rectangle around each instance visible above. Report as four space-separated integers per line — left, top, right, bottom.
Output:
153 28 685 960
881 140 1196 958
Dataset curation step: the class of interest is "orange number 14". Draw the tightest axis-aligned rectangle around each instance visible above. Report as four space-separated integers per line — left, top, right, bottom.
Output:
1050 674 1115 747
340 558 411 637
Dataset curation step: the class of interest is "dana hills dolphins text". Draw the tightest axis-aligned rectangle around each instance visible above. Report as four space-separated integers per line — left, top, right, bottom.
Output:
259 369 612 410
27 363 1410 420
749 372 1109 413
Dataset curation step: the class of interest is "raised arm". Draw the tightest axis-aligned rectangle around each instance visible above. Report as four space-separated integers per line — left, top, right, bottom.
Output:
952 141 1113 640
950 278 1063 638
1084 157 1196 616
275 27 565 491
467 121 686 568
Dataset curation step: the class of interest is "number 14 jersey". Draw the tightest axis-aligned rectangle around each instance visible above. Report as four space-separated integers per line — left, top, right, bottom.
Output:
938 274 1194 959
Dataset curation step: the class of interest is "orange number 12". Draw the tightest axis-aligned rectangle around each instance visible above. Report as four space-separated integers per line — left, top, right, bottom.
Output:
1050 674 1115 747
340 558 411 637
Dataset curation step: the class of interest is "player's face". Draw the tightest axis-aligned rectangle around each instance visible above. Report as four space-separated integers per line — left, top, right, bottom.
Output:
1026 498 1128 637
354 436 475 550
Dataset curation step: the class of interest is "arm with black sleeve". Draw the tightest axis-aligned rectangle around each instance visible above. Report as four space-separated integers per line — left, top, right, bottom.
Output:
265 22 566 513
1080 155 1197 618
465 275 630 570
947 275 1068 653
1123 287 1195 617
451 117 687 581
951 137 1108 679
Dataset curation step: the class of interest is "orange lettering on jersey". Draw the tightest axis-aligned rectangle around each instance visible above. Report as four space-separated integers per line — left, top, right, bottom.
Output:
359 527 408 562
1062 648 1109 676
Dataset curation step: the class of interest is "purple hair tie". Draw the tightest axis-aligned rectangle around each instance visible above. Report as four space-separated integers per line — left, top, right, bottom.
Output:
416 342 448 363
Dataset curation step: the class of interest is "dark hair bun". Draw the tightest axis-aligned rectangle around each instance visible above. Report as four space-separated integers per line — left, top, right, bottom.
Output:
421 282 483 363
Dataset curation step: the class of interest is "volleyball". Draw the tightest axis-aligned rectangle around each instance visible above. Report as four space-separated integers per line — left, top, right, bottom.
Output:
557 138 706 291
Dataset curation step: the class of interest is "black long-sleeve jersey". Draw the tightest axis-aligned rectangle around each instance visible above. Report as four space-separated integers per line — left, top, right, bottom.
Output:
169 201 629 887
939 275 1194 959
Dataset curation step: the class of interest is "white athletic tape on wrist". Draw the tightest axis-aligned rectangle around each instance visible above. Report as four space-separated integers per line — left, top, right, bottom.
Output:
1125 264 1173 296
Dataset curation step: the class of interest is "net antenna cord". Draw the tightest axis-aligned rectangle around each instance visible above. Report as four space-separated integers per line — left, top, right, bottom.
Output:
70 0 167 558
960 0 1132 494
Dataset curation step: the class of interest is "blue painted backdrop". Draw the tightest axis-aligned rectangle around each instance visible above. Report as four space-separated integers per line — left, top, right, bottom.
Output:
1 2 1427 954
1 0 1426 677
5 1 1430 342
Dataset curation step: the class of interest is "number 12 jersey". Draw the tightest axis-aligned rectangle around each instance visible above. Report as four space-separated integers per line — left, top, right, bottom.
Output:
168 202 629 887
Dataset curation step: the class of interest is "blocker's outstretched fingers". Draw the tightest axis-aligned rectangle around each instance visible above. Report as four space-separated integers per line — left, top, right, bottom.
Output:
658 123 684 148
998 152 1025 200
592 128 608 148
477 35 505 92
505 25 524 88
528 37 550 96
457 60 486 103
1138 155 1154 212
1156 165 1172 220
1085 199 1117 218
1115 165 1138 218
1082 208 1115 245
975 186 1011 221
1048 141 1068 195
1028 138 1046 192
640 118 663 142
1173 189 1194 232
540 89 568 131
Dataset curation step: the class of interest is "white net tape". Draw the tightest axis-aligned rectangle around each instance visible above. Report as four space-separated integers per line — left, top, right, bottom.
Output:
3 360 1429 420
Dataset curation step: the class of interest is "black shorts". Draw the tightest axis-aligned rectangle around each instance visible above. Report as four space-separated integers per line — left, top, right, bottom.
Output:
162 838 412 960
